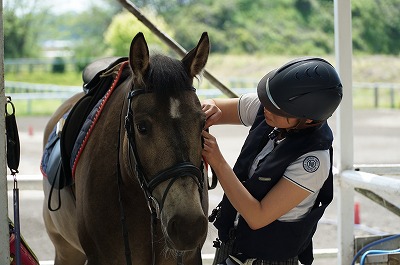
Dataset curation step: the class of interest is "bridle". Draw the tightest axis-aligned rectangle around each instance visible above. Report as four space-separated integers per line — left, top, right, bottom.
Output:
124 88 205 218
117 85 206 265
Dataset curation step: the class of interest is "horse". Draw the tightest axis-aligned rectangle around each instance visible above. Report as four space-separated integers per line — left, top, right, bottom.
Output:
41 32 210 265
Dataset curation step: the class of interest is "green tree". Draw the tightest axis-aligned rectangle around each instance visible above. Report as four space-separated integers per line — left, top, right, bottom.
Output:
5 0 400 61
41 2 121 59
104 9 173 56
3 0 45 58
142 0 398 56
147 0 335 55
352 0 400 55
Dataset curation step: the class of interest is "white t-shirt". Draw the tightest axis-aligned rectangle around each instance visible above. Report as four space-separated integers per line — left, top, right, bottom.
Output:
238 93 330 221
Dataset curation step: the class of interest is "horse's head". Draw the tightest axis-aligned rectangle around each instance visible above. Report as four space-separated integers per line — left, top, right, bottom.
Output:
124 32 209 252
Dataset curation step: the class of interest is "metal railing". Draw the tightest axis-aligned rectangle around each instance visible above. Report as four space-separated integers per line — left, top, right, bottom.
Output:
337 167 400 265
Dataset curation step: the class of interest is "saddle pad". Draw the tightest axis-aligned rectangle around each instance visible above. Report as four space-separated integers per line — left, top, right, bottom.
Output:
40 112 72 189
40 126 58 177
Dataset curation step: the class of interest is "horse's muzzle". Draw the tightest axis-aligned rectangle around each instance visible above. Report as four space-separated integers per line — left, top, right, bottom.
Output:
166 213 208 251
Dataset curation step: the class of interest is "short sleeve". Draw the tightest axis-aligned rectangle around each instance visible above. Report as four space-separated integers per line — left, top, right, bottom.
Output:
283 150 330 193
238 93 261 126
278 150 331 221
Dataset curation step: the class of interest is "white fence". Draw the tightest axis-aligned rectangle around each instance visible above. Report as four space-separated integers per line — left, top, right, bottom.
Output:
5 80 400 108
5 81 82 100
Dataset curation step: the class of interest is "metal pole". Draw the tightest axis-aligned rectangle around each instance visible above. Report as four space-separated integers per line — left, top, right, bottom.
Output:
13 180 21 264
334 0 354 264
116 0 238 98
0 0 11 263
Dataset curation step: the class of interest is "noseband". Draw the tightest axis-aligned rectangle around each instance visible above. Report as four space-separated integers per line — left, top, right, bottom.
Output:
117 87 205 265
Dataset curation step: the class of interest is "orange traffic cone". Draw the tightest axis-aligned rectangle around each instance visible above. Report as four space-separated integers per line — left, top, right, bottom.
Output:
354 202 360 224
28 125 34 136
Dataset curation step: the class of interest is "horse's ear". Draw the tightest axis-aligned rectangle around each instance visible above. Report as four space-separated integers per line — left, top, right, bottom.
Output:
129 32 150 83
182 32 210 78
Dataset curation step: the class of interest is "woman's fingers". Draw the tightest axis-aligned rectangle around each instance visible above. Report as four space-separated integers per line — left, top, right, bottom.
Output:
202 103 221 129
202 131 213 151
202 130 215 143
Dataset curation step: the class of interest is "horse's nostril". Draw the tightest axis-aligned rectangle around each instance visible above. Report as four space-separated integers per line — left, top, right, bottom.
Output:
167 215 208 250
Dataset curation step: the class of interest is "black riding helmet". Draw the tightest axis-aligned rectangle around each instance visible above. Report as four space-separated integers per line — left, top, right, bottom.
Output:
257 57 343 121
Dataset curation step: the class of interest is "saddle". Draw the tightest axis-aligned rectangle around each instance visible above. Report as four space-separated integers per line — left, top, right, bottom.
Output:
44 57 128 191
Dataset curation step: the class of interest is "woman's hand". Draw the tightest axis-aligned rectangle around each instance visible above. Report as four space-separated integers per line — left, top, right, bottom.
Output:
202 99 222 129
201 130 226 169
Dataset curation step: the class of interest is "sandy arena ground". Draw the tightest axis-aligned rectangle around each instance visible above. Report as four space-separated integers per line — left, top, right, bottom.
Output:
6 109 400 264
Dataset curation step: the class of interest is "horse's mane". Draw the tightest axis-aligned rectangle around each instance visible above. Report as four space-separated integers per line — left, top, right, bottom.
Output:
146 54 192 97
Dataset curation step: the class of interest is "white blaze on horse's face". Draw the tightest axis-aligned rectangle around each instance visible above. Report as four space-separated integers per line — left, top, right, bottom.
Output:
169 97 181 119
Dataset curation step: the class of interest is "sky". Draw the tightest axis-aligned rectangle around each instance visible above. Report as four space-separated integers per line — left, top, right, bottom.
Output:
48 0 89 14
5 0 106 15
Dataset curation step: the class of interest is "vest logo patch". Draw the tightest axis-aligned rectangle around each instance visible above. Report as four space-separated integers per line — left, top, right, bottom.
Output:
303 156 320 173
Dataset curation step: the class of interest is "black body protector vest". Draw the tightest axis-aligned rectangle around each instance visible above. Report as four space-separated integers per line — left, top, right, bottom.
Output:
212 106 334 264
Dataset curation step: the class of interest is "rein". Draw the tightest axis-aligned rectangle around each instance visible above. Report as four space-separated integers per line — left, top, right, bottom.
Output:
116 83 205 265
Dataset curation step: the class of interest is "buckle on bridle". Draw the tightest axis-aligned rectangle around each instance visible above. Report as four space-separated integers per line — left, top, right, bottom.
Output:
147 196 161 219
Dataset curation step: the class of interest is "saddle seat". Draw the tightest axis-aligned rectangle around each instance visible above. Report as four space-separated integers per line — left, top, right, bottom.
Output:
82 57 126 93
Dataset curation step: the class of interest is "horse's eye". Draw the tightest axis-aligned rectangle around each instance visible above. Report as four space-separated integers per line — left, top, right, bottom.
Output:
136 122 148 134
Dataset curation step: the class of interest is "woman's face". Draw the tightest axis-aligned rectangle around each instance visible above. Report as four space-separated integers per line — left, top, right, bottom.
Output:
263 107 300 129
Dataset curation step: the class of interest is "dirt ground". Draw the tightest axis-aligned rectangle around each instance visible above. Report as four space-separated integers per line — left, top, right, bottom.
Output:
7 109 400 264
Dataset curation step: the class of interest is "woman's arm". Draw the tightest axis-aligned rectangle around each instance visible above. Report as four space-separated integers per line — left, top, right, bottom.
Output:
202 130 310 230
202 98 241 128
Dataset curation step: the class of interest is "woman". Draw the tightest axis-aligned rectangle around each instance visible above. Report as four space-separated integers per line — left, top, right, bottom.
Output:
202 57 343 265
